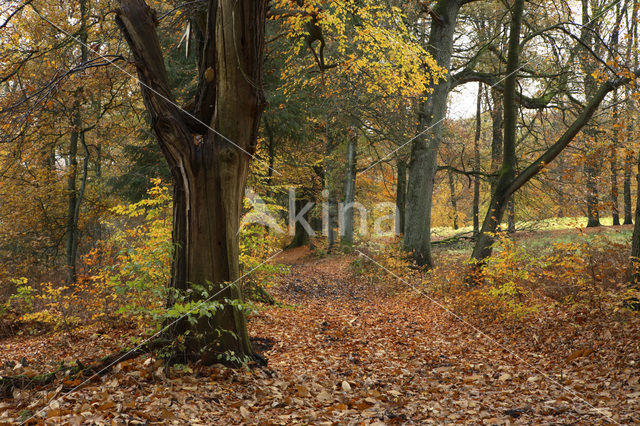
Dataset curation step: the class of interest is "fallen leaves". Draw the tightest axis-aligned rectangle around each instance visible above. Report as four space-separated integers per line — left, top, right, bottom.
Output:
0 253 639 423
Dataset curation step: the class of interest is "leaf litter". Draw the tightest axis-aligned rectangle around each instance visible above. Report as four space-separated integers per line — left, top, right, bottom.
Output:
1 250 639 424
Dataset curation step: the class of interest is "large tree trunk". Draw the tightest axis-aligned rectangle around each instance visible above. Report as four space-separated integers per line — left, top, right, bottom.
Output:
341 127 357 246
117 0 267 363
404 0 461 267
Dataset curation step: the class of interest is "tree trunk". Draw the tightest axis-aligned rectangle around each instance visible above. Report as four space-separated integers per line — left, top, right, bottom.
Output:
324 116 338 251
630 151 640 285
624 150 633 224
472 0 524 261
341 127 357 246
473 83 482 235
582 0 600 228
396 159 407 236
447 170 458 230
288 192 312 249
507 196 515 234
65 124 79 284
610 119 620 226
404 0 461 267
65 0 89 284
585 156 601 227
489 88 504 193
117 0 267 363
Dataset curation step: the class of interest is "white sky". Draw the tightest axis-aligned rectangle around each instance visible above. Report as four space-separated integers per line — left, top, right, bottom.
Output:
447 83 479 120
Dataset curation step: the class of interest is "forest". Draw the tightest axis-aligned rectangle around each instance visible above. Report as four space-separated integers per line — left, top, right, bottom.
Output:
0 0 639 423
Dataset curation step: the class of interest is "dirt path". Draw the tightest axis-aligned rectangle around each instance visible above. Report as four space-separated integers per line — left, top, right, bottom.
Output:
247 251 638 424
2 250 638 424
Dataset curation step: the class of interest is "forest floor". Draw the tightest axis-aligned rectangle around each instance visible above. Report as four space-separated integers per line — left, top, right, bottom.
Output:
1 239 640 424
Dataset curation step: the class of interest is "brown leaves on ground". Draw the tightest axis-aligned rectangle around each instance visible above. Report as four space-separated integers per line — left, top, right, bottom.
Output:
1 251 640 424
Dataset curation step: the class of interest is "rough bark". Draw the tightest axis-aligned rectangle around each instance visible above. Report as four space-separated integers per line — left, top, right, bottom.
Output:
116 0 267 363
404 0 461 267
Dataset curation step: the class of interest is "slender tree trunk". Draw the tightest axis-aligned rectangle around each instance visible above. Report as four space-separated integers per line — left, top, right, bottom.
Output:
472 0 524 261
624 150 633 224
288 190 311 248
507 196 515 233
624 0 638 225
263 116 276 195
629 151 640 285
95 142 102 179
65 123 79 284
341 127 357 246
325 134 337 252
585 155 601 227
65 0 89 284
473 83 482 235
404 0 461 267
447 170 458 230
117 0 267 362
610 116 620 226
396 159 407 236
582 0 600 228
470 71 638 263
489 89 504 193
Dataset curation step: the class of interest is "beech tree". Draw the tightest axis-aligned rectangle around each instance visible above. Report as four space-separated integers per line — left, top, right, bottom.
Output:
404 0 465 268
116 0 267 362
471 0 640 263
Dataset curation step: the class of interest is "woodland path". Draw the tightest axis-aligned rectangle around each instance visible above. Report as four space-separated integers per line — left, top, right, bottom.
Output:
1 247 638 424
246 248 637 424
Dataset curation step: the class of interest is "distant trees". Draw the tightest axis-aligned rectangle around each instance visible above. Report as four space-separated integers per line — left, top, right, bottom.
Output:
471 0 639 262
